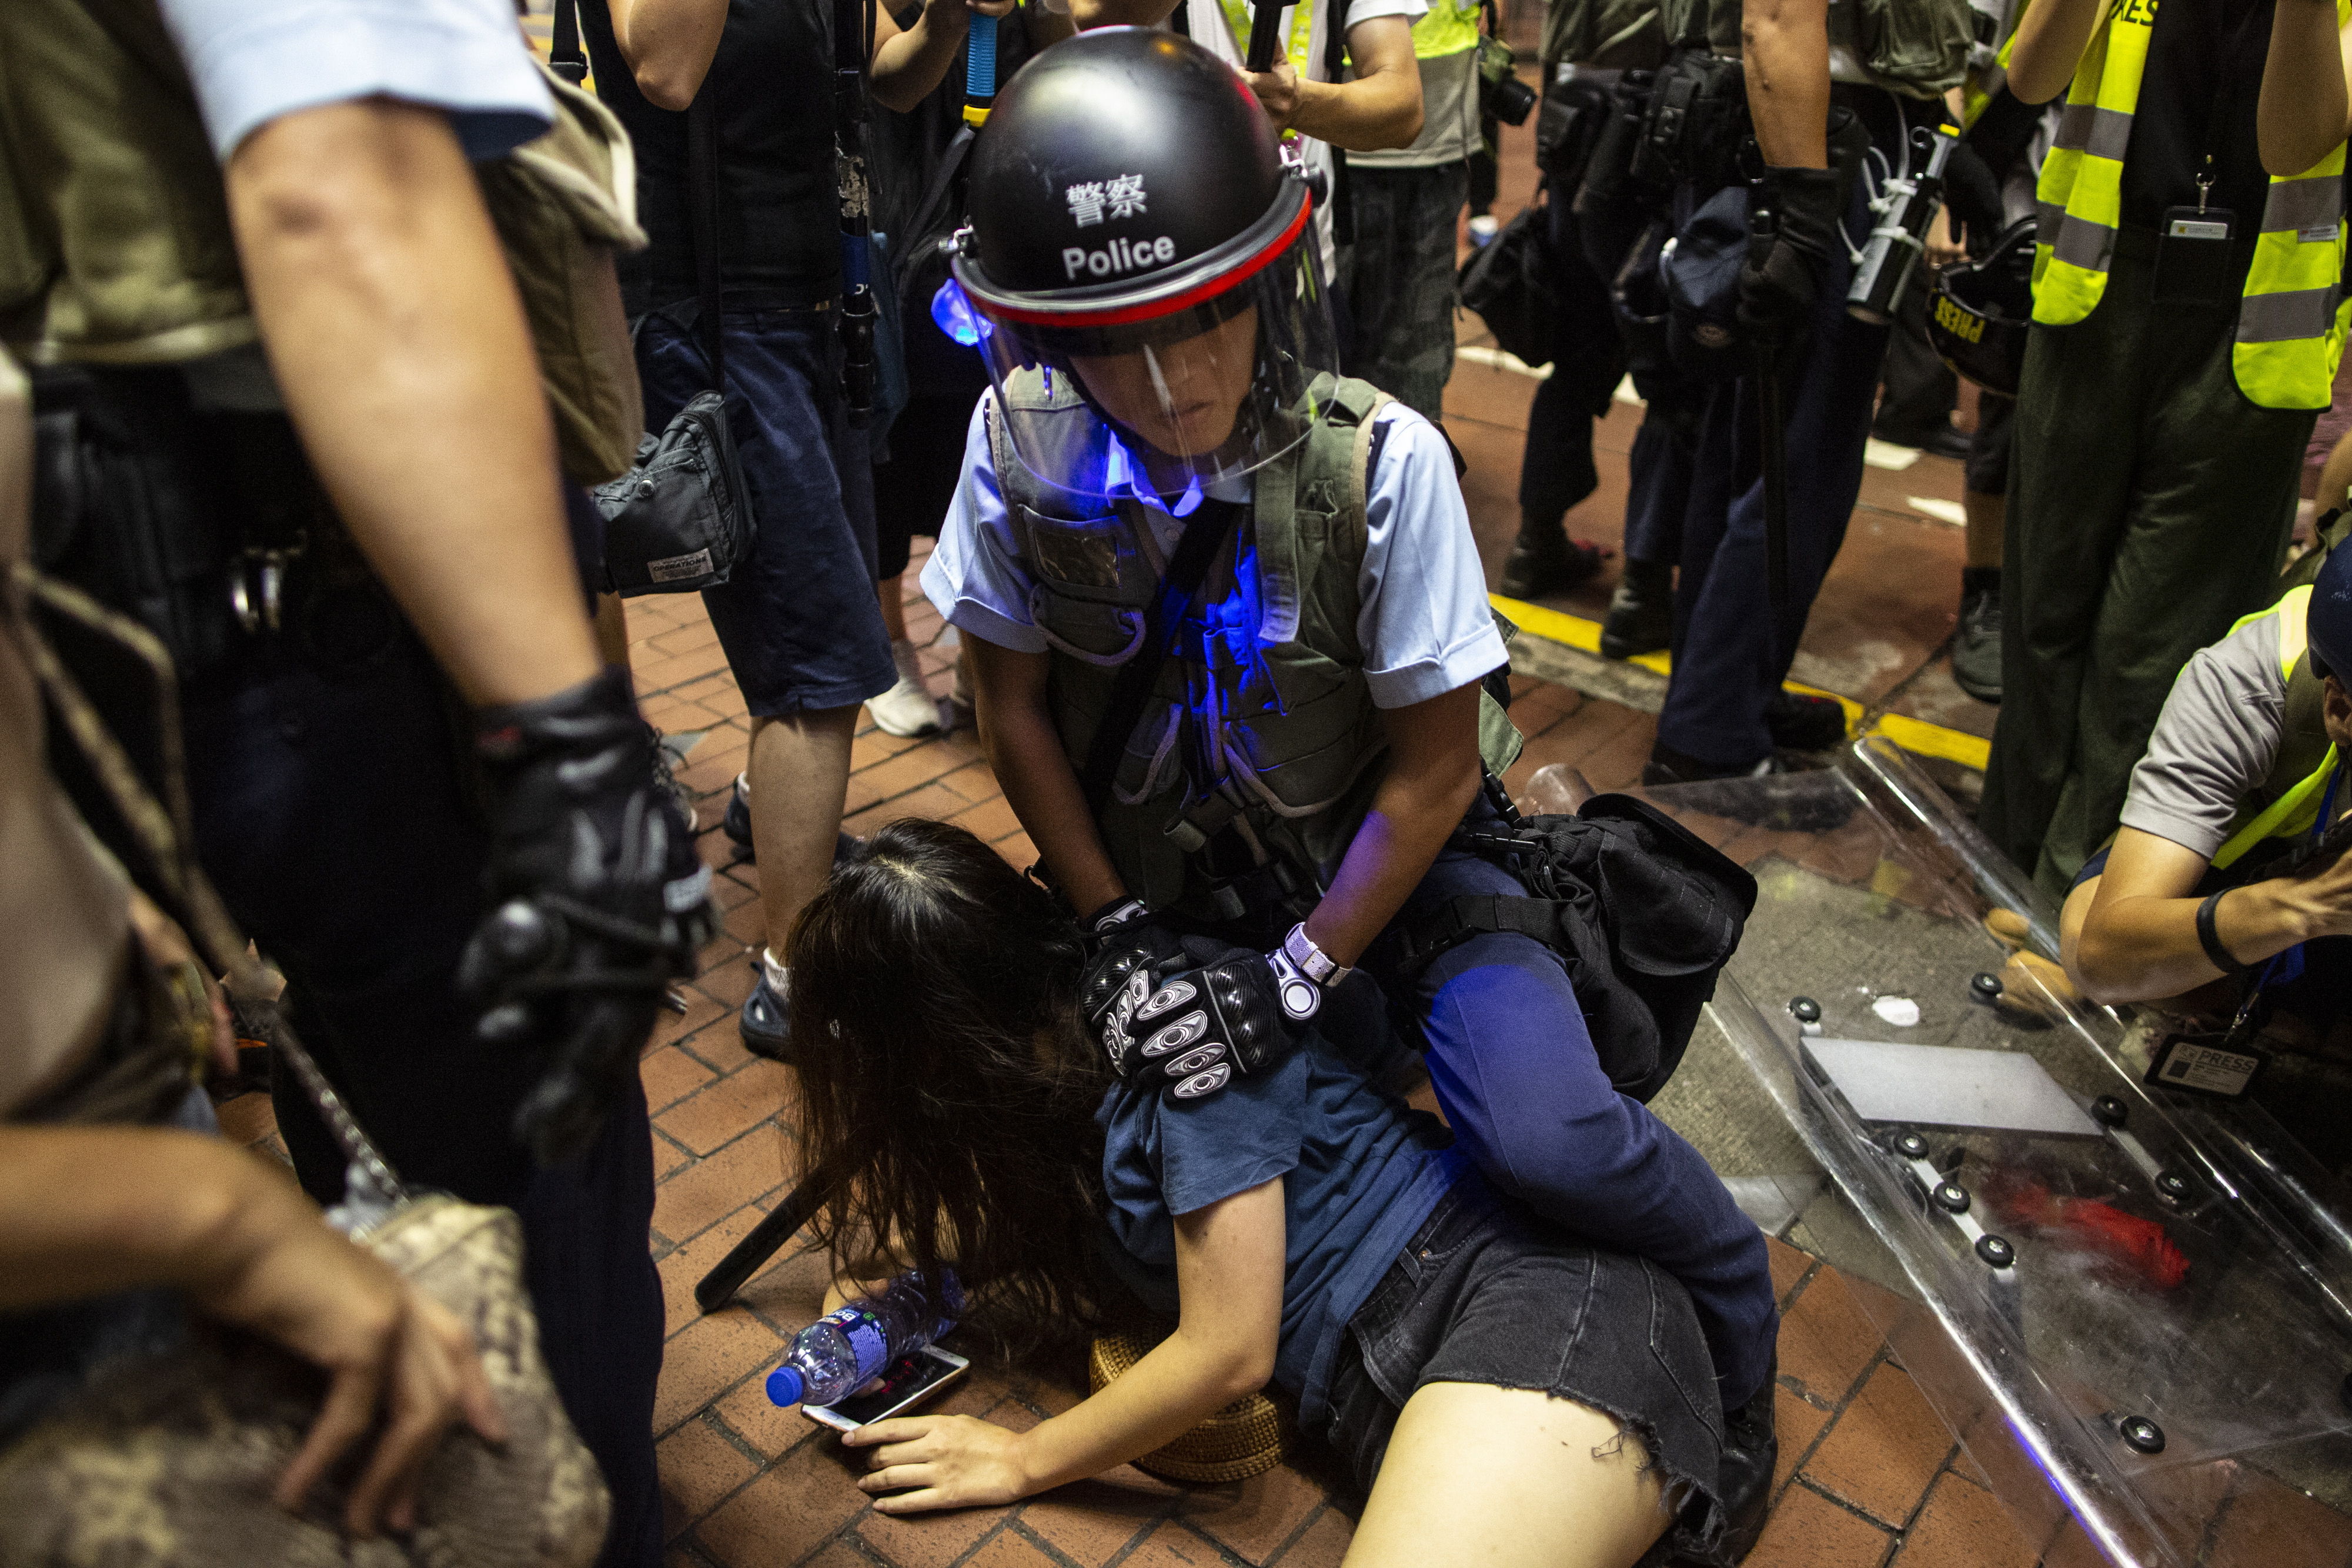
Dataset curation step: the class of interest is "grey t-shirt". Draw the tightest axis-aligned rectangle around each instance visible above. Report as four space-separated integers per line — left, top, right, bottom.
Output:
2120 614 2290 861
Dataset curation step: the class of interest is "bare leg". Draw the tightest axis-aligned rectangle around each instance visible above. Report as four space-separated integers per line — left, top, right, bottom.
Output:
746 705 859 958
878 576 908 643
1344 1383 1670 1568
2319 428 2352 514
594 592 633 670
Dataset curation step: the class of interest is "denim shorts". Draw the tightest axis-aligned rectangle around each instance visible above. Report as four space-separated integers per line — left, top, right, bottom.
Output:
1321 1176 1726 1563
636 306 894 716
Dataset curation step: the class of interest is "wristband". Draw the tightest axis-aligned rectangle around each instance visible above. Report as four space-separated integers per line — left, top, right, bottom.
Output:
1282 922 1351 988
2196 890 2252 977
1267 949 1323 1022
1089 896 1148 934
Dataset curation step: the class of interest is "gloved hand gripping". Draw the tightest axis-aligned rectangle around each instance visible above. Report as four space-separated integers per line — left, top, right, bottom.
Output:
460 667 713 1164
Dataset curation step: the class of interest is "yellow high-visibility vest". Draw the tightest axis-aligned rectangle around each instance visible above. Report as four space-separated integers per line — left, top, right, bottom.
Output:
2030 0 2352 410
1411 0 1482 60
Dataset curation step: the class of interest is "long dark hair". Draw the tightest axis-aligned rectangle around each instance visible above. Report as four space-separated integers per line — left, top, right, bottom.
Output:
787 818 1111 1354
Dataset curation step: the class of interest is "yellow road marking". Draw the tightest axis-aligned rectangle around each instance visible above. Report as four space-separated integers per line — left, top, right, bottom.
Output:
1490 593 1992 773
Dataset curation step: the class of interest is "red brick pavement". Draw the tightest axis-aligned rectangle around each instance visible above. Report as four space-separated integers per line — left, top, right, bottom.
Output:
209 560 2345 1568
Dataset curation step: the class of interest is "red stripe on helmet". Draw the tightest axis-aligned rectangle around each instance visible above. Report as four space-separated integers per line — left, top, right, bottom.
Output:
976 198 1311 330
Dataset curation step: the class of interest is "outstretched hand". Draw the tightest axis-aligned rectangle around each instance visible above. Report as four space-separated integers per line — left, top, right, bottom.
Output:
847 1413 1033 1514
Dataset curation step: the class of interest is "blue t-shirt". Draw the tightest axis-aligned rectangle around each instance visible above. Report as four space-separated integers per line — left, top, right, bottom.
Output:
1096 1039 1464 1428
157 0 553 162
921 396 1509 711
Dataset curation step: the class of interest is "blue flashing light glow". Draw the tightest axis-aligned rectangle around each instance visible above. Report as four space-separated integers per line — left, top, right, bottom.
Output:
930 278 993 348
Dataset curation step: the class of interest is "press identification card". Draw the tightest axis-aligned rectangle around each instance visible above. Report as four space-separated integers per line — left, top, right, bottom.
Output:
2145 1032 2265 1098
2166 214 2233 242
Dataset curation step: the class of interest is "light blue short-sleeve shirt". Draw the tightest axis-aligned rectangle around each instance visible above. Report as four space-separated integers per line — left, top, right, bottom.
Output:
157 0 553 161
920 396 1508 709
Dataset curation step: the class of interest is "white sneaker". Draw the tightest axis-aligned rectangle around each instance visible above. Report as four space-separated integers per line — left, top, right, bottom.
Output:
867 638 947 738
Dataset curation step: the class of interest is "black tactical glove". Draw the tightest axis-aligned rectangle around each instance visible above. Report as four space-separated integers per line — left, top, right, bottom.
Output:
1097 933 1321 1102
1738 166 1845 348
460 667 713 1165
1079 897 1191 1062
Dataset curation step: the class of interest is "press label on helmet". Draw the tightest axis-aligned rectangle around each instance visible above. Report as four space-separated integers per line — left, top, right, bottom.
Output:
1062 235 1178 280
827 1304 895 1384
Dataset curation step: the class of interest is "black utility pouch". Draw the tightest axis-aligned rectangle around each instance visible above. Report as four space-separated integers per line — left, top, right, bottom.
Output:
2152 205 2239 305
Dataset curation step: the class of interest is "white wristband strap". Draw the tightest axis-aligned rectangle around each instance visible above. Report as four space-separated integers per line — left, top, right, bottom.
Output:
1282 922 1350 988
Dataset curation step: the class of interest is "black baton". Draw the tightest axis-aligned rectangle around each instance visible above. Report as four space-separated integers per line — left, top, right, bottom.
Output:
1749 190 1790 613
1245 0 1285 71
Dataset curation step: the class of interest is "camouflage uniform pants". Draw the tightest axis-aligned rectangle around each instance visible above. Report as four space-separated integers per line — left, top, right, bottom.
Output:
1339 162 1469 422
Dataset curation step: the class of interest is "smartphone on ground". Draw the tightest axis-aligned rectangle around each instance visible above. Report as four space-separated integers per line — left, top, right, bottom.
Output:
800 1343 971 1432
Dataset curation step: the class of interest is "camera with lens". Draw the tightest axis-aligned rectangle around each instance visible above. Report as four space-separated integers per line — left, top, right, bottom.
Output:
1479 35 1537 127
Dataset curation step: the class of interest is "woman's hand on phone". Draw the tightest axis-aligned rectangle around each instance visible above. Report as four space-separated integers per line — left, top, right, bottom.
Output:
847 1413 1031 1513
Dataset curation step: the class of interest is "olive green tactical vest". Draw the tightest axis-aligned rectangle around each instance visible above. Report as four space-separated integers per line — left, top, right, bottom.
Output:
0 0 647 484
990 369 1522 921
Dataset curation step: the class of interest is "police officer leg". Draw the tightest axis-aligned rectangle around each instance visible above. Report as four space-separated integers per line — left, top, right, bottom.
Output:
185 630 666 1568
1363 840 1778 1407
1978 296 2150 887
1652 264 1888 772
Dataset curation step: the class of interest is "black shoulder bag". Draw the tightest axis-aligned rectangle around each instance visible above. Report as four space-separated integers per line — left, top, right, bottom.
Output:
574 1 756 596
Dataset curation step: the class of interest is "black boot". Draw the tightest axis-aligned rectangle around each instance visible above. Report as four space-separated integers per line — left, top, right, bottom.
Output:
1498 517 1603 599
1763 690 1849 753
1674 1359 1779 1566
1952 567 2002 704
1601 558 1673 658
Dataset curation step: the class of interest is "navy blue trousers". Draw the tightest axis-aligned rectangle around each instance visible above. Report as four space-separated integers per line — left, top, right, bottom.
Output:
1619 384 1701 569
183 617 664 1568
1653 103 1909 769
1355 810 1778 1407
636 307 894 718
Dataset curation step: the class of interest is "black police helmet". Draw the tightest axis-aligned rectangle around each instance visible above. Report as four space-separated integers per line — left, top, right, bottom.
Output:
956 28 1310 343
1928 216 2036 397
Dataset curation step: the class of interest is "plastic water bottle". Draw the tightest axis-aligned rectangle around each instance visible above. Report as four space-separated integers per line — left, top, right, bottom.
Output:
764 1270 964 1407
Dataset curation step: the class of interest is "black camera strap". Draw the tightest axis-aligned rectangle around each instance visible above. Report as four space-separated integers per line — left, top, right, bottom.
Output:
687 92 726 393
1076 499 1242 818
550 0 588 84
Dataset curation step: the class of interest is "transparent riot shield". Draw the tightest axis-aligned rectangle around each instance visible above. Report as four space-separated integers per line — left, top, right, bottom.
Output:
1620 737 2352 1566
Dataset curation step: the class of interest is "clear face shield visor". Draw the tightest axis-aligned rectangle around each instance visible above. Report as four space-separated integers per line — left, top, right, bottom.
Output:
945 189 1339 509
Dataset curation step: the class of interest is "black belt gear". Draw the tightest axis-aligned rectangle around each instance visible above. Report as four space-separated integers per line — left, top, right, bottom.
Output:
1389 788 1758 1103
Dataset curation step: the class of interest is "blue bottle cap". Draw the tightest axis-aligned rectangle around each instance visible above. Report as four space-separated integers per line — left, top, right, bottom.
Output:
765 1365 804 1407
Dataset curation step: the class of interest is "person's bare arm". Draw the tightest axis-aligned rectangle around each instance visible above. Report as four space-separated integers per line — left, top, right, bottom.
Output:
871 0 1020 113
0 1126 505 1536
1070 0 1178 29
846 1178 1286 1511
1303 680 1484 966
2003 0 2104 106
226 100 599 708
1244 15 1424 149
2258 2 2352 177
1742 0 1830 167
607 0 731 109
2069 827 2352 1003
968 636 1131 917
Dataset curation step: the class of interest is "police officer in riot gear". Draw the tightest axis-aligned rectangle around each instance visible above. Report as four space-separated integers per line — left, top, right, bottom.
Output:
2 2 701 1559
923 30 1782 1557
